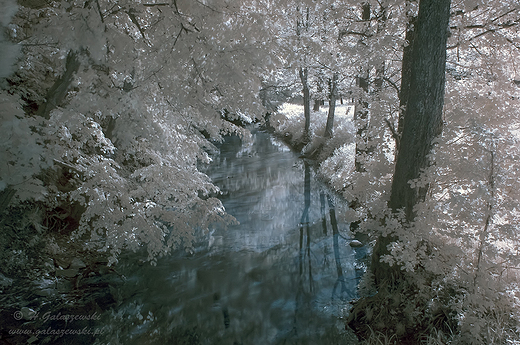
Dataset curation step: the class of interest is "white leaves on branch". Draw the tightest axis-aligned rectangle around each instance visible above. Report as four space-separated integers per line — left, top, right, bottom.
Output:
1 0 266 263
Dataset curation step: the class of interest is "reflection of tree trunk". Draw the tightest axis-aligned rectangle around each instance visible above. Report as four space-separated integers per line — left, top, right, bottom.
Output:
295 161 313 336
300 161 311 226
324 73 338 138
299 224 304 275
320 192 327 235
306 222 313 292
328 195 348 299
300 162 313 291
299 161 311 275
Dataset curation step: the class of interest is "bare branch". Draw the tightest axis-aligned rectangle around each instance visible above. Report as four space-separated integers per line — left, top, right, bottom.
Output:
448 19 519 49
94 0 104 23
382 77 400 96
126 9 147 40
384 117 400 146
491 7 518 23
338 29 371 40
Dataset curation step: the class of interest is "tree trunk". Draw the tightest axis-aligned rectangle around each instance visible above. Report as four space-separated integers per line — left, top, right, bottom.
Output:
372 0 451 285
299 67 311 144
353 3 372 172
348 1 451 338
313 99 321 112
354 72 370 172
313 78 324 111
324 73 338 138
395 15 418 156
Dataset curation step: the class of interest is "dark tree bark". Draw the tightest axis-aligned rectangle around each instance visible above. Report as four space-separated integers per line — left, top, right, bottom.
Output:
353 2 372 172
313 99 321 112
394 15 418 155
295 6 311 146
299 67 311 144
354 72 370 172
348 0 451 340
362 2 371 21
313 78 324 111
372 0 451 286
390 0 450 218
324 73 338 138
348 0 450 343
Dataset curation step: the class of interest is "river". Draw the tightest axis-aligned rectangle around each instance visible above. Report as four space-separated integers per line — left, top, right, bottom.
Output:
96 127 365 344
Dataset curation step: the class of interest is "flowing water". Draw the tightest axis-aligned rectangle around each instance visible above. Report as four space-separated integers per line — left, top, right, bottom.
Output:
97 127 366 344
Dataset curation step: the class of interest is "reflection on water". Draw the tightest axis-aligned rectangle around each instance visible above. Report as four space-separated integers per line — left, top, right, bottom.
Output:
97 127 365 344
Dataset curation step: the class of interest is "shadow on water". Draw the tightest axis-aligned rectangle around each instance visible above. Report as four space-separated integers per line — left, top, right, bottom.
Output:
95 127 364 344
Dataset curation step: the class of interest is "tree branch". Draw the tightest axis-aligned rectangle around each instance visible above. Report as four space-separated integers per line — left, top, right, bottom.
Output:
382 77 400 96
143 3 169 6
448 20 519 49
94 0 104 23
126 9 147 41
384 117 400 146
338 29 371 40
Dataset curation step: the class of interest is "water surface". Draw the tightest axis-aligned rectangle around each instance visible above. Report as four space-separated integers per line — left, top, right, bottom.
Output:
98 128 364 344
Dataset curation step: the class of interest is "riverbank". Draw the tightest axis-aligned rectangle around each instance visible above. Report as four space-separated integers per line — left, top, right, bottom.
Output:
265 102 357 192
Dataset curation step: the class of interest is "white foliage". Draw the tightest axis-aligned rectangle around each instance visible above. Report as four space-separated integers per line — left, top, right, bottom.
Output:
1 0 266 263
318 143 355 190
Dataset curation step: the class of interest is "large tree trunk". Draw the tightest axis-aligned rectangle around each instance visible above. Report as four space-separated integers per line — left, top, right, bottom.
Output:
394 15 417 156
324 73 338 138
348 0 451 340
389 0 450 218
372 0 451 286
